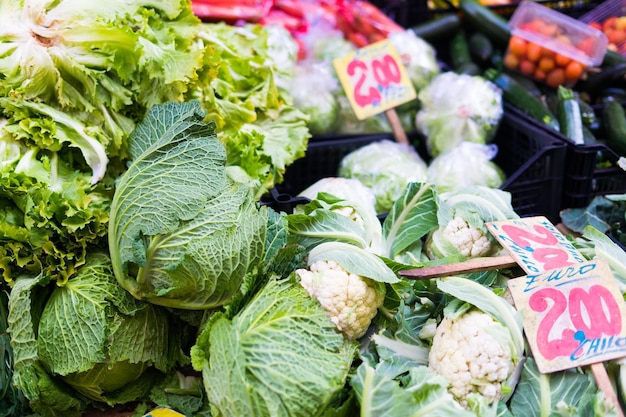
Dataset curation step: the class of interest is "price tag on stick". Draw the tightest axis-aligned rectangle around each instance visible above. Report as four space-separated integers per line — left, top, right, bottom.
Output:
333 39 416 144
508 259 626 373
487 216 626 416
486 216 586 275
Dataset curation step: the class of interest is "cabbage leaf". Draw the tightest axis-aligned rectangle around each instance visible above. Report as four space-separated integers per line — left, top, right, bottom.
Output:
193 274 357 417
109 101 268 309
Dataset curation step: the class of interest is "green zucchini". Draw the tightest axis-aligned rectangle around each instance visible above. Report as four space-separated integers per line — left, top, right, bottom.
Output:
577 63 626 97
458 0 510 48
411 13 462 42
450 29 474 70
484 68 560 131
575 95 599 130
602 50 626 67
468 31 494 63
449 29 482 75
557 86 585 145
582 125 598 146
603 99 626 155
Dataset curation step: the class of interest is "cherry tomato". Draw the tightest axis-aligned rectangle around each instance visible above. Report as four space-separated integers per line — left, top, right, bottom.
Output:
577 37 595 55
603 16 618 32
555 53 571 67
526 42 543 62
519 59 537 76
545 67 565 88
564 60 585 82
609 29 626 45
534 68 547 82
504 52 520 69
508 36 527 57
538 56 555 72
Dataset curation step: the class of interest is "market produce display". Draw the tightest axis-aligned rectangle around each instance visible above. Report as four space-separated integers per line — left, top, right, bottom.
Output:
3 0 626 416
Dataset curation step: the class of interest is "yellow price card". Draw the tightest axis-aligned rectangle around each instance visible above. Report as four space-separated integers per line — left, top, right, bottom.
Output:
333 39 416 120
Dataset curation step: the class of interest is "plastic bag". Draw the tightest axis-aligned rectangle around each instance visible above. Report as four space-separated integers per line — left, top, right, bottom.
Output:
426 142 506 193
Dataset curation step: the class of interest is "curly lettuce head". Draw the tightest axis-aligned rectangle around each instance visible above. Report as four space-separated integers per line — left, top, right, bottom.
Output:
416 72 503 157
108 101 268 310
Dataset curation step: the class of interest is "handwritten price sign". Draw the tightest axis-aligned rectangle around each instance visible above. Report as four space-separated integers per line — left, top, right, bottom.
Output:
508 259 626 373
486 216 586 274
333 40 416 120
487 216 626 374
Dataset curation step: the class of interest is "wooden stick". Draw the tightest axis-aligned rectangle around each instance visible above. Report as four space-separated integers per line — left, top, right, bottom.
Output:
384 108 408 144
590 362 625 417
399 255 518 279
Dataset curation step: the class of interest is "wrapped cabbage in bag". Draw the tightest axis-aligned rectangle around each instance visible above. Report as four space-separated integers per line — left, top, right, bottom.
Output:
427 142 506 193
338 140 428 214
416 72 503 157
290 62 341 135
388 30 440 91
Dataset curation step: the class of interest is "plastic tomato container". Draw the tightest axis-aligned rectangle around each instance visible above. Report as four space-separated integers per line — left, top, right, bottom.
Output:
579 0 626 57
503 1 608 88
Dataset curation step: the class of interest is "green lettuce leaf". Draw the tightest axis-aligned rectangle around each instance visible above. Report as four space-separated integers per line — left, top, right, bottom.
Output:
0 137 111 284
192 23 310 199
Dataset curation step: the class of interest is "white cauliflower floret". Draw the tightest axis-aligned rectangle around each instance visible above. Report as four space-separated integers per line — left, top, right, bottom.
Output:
295 260 385 340
444 216 493 258
332 205 365 228
427 216 497 259
428 310 515 408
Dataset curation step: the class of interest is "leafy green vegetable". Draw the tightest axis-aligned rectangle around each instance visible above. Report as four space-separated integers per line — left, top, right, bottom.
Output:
290 62 341 135
7 254 184 415
338 140 428 214
382 182 438 261
509 357 617 417
560 194 626 235
37 253 183 405
426 142 505 193
0 0 204 283
109 101 269 310
192 274 357 417
192 23 310 199
569 225 626 292
0 120 112 284
416 71 503 157
352 363 475 417
388 30 440 92
306 242 400 284
0 284 30 416
289 178 382 253
0 0 202 120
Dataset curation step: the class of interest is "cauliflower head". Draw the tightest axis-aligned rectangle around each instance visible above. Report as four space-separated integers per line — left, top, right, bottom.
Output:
426 216 496 259
428 309 516 407
295 260 385 340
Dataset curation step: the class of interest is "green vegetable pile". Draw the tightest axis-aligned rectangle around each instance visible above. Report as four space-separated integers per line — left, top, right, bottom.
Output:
2 1 626 416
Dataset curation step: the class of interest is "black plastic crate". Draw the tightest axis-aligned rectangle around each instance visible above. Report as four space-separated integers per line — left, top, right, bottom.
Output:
268 103 567 222
554 116 626 210
380 0 602 28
